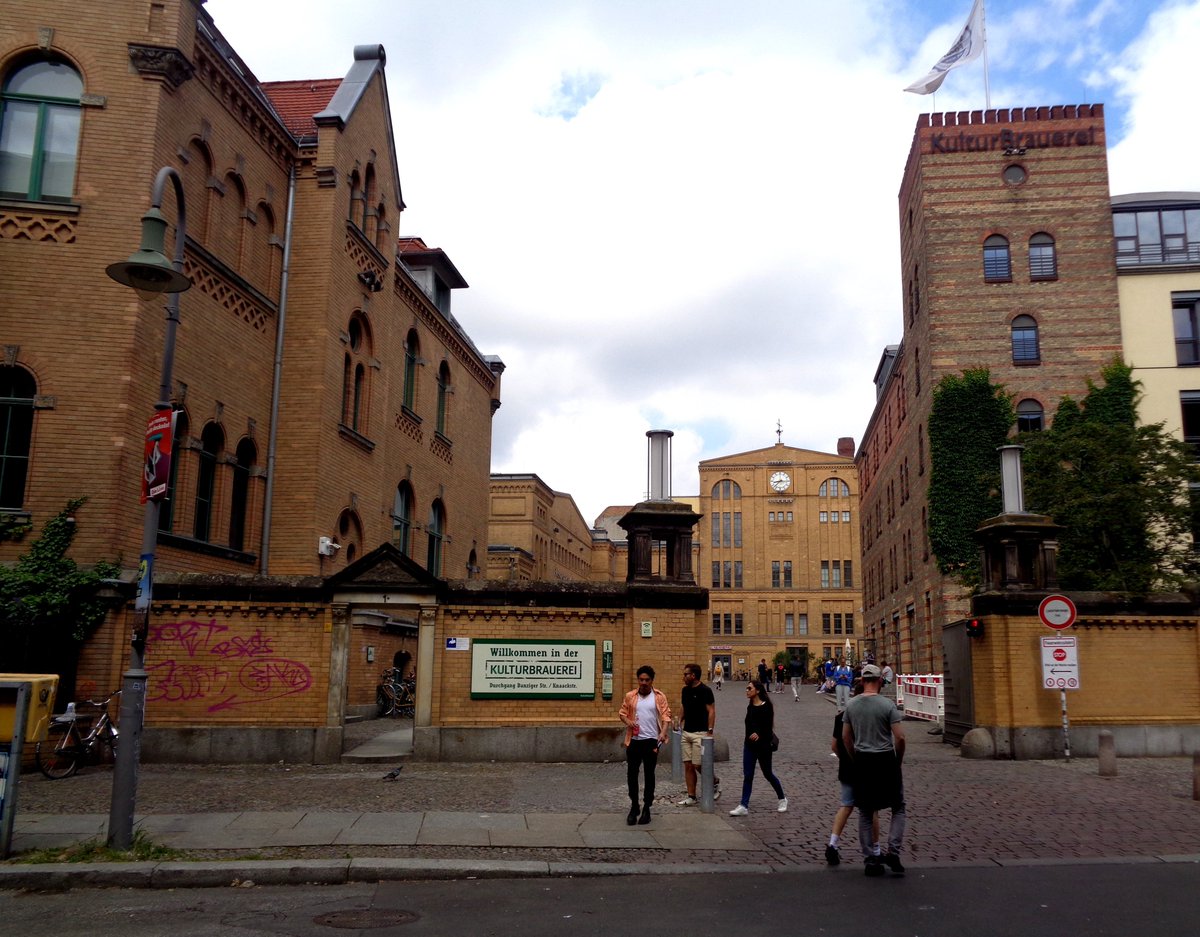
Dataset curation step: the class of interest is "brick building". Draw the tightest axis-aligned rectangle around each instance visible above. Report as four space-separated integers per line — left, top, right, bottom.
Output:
858 106 1125 673
486 473 602 582
697 440 862 679
1 1 501 758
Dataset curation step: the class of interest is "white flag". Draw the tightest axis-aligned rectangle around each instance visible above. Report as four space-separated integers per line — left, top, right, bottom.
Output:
904 0 986 95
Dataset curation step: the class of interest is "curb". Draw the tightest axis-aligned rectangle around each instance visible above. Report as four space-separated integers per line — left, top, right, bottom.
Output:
0 857 769 891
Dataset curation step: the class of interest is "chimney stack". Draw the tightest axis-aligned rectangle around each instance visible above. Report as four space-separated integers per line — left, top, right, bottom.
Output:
646 430 673 501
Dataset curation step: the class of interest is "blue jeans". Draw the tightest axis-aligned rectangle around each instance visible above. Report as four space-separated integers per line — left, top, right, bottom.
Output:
739 743 785 807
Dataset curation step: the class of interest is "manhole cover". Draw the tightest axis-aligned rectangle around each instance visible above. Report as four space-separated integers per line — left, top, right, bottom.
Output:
313 909 420 929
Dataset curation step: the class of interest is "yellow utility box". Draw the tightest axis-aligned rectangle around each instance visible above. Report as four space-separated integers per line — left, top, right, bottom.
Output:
0 674 60 743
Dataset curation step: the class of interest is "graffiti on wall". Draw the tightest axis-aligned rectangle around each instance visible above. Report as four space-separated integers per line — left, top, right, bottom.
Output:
148 619 313 712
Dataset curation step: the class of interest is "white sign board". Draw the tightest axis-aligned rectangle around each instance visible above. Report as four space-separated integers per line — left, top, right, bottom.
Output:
445 637 470 650
1040 636 1080 690
470 639 596 699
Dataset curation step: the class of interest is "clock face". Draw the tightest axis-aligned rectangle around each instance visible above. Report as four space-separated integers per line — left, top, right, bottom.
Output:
769 471 791 492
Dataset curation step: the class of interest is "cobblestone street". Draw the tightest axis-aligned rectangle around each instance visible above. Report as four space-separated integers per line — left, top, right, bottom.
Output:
13 683 1200 869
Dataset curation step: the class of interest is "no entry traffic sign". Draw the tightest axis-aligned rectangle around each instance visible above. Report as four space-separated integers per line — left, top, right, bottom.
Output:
1038 594 1077 630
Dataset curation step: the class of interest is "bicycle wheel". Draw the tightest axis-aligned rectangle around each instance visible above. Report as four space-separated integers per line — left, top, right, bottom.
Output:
376 685 396 717
96 723 118 765
396 687 415 718
36 722 81 779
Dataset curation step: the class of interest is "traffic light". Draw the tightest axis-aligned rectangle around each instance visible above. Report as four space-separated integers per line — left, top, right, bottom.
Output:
966 618 985 639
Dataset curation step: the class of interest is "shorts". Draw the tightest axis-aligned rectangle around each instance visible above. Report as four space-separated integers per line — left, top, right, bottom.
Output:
839 781 855 808
680 730 708 765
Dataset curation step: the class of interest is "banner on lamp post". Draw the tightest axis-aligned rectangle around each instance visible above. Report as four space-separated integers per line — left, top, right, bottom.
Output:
141 410 175 504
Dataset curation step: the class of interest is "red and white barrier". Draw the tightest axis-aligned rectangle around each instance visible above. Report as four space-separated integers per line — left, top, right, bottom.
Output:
897 673 943 723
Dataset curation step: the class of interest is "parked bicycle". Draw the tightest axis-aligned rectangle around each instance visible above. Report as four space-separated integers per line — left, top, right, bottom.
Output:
35 689 121 779
375 668 415 718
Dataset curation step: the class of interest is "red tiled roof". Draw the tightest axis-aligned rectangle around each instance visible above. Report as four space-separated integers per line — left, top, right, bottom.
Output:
261 79 341 138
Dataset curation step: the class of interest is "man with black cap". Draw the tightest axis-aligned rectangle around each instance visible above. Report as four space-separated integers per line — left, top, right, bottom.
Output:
842 662 906 876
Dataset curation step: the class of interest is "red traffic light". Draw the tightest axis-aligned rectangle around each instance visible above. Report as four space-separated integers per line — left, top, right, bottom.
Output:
966 618 985 638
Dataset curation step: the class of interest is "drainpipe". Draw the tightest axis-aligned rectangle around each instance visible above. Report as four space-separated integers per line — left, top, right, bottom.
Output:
260 162 297 575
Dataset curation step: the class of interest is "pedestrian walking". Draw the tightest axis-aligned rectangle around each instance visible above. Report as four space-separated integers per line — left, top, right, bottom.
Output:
834 657 853 711
728 681 787 817
713 659 724 691
790 656 803 700
757 658 770 687
842 663 906 876
618 665 671 826
775 661 786 692
880 659 895 700
677 663 719 806
825 679 878 865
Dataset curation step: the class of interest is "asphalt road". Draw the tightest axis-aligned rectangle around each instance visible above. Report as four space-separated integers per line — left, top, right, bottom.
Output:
3 862 1199 936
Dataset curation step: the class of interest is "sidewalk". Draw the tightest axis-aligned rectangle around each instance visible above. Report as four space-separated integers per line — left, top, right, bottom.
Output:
6 683 1200 888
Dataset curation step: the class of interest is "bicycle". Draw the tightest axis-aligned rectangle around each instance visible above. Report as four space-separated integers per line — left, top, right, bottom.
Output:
375 668 415 718
35 690 121 779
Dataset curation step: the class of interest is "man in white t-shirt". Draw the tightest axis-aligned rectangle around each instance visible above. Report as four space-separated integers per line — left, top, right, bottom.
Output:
618 665 672 825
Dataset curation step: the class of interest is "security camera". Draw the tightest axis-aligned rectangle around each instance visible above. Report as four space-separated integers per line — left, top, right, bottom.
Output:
318 536 341 556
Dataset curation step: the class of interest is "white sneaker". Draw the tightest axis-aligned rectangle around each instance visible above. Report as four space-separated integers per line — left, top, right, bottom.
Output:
712 786 722 801
677 796 698 806
729 804 749 816
777 798 789 813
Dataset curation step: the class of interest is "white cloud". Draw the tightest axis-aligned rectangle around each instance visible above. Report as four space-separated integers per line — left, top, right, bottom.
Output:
204 0 1194 525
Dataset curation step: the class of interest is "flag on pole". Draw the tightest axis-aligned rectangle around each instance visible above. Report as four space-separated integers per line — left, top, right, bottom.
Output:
904 0 986 95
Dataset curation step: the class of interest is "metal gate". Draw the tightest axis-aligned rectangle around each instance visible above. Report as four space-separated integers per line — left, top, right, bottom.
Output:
940 619 975 746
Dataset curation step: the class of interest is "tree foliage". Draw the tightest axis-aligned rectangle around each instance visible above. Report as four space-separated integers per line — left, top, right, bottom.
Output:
1021 360 1199 593
927 369 1014 585
0 499 120 672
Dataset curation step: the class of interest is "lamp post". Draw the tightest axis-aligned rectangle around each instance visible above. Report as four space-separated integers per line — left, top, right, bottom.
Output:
104 166 191 849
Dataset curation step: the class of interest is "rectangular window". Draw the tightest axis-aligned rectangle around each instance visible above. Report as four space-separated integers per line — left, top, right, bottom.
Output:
723 613 732 635
833 613 843 634
734 561 743 588
842 511 850 523
1174 295 1200 366
798 613 808 635
771 561 781 588
846 612 855 635
768 511 775 522
722 512 731 547
832 560 842 588
786 511 793 522
844 560 854 588
712 613 720 635
831 511 839 523
785 613 794 635
1182 391 1200 460
723 561 732 589
711 561 720 589
820 560 830 588
819 511 828 523
711 513 719 547
734 613 744 635
733 512 742 547
822 612 831 635
783 561 793 588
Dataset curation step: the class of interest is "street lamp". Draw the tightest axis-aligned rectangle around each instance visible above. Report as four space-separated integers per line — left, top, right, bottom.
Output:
104 166 191 849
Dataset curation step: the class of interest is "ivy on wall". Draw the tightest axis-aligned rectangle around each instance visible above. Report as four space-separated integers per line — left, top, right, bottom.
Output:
926 368 1013 586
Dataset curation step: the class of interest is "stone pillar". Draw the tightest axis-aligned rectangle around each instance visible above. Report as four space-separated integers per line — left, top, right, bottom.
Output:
314 603 349 764
416 604 437 728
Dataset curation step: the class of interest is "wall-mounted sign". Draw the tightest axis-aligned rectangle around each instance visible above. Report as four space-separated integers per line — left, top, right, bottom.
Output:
471 639 596 699
446 637 471 650
641 621 653 638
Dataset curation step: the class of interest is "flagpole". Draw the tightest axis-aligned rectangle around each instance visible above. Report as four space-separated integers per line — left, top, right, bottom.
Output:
982 0 991 109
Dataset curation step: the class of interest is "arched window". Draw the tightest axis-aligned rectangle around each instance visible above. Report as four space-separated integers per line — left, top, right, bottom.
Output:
1016 398 1045 433
158 410 187 533
375 203 388 252
983 235 1011 282
335 508 362 564
0 58 82 202
181 139 213 242
0 365 36 509
347 170 361 222
228 438 256 552
436 361 451 436
342 314 371 432
426 499 446 576
393 481 414 555
217 171 247 269
1029 233 1057 280
361 164 375 233
1012 315 1040 364
819 478 849 498
403 329 420 411
193 422 225 542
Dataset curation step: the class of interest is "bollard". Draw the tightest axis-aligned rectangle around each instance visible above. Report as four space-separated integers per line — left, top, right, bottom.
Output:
1097 729 1116 777
670 726 683 784
699 736 714 814
1194 752 1199 802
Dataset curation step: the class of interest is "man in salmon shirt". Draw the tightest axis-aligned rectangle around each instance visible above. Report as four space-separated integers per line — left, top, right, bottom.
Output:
618 665 672 825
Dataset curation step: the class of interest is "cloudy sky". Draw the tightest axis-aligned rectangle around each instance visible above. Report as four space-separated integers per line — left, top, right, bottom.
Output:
206 0 1200 525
